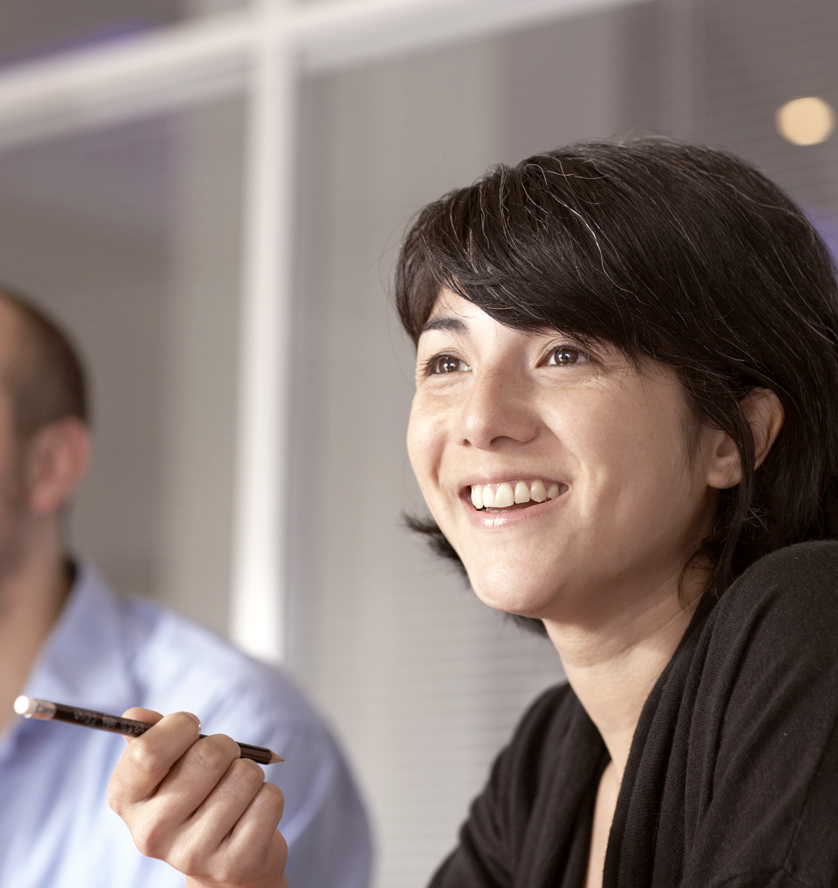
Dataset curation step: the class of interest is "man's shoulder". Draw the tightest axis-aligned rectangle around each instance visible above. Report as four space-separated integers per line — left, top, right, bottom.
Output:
133 603 321 728
74 564 326 737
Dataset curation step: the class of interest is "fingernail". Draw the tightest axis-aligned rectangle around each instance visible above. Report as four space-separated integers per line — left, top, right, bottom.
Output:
182 712 202 731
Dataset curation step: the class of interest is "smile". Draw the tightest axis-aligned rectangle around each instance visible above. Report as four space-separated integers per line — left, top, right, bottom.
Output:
470 480 568 511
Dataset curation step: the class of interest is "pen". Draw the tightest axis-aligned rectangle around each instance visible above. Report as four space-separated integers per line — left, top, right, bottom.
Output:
14 696 283 765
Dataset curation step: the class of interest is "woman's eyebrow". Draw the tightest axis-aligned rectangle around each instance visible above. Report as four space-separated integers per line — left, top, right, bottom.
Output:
420 315 468 335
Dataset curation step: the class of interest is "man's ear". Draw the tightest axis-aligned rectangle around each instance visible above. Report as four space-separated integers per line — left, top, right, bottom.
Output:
26 418 91 517
706 388 785 491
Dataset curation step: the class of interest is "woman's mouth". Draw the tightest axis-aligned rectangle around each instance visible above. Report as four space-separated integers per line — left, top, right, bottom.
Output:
469 480 568 511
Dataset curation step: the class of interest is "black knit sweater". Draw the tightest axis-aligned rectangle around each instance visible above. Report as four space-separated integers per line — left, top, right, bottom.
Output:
429 541 838 888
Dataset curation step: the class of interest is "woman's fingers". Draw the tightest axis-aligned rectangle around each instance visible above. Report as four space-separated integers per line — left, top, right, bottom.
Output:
185 781 287 887
229 782 287 882
180 753 268 846
109 711 201 806
153 733 243 827
108 713 288 887
116 730 241 859
227 780 286 859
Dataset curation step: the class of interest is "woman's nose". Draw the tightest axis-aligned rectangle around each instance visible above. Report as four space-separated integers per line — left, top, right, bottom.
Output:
457 367 539 449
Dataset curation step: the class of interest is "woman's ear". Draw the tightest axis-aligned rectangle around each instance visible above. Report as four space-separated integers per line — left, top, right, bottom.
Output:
705 388 785 490
745 388 785 469
26 418 91 517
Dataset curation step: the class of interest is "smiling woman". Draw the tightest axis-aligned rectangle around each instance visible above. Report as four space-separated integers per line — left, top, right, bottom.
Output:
396 139 838 888
107 138 838 888
407 289 741 630
397 141 838 624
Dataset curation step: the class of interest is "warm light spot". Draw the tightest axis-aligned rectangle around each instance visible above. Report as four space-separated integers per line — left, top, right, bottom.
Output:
776 96 836 146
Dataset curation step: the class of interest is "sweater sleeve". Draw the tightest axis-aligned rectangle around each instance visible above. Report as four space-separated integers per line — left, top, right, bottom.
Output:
679 541 838 888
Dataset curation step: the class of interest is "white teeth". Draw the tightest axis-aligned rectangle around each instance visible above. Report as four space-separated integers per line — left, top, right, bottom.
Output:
469 479 566 510
494 482 514 508
471 485 483 510
514 481 531 504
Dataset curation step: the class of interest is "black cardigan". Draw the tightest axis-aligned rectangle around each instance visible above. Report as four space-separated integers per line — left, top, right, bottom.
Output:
429 541 838 888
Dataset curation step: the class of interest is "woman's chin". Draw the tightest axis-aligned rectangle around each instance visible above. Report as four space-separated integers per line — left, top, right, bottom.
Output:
469 580 554 621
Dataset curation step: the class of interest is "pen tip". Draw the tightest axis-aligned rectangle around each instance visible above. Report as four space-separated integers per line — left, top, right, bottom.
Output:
269 753 284 764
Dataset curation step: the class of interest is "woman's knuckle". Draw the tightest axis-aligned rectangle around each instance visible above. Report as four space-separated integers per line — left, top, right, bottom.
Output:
263 781 285 815
191 735 235 771
230 757 265 790
201 734 239 770
126 738 167 778
213 848 241 884
273 828 288 870
173 836 209 876
258 782 286 831
279 829 288 858
106 781 125 813
131 815 168 859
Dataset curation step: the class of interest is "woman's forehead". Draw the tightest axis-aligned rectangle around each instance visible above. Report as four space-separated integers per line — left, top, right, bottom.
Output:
424 288 475 323
421 288 611 352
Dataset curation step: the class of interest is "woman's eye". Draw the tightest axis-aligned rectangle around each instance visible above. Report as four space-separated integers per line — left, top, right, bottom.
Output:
427 354 463 374
547 345 586 366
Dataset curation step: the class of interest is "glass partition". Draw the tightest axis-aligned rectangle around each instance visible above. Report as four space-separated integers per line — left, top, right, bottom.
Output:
0 98 247 635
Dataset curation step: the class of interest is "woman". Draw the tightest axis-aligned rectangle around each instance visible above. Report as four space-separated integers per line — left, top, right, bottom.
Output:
108 139 838 888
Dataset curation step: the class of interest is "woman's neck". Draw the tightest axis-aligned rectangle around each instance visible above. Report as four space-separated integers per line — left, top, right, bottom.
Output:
544 576 703 780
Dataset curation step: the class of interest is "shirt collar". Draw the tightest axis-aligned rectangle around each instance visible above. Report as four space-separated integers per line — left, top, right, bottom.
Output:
23 560 138 714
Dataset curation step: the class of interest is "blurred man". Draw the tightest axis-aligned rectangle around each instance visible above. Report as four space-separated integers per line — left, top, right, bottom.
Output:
0 289 372 888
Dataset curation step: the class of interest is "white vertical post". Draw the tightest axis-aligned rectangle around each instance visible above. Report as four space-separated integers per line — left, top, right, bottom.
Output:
230 0 295 662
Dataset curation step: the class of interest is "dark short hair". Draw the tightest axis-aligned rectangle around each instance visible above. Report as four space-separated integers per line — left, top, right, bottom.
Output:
0 287 89 438
395 138 838 634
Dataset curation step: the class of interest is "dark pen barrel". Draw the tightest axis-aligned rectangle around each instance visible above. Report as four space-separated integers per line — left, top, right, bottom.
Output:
15 696 282 763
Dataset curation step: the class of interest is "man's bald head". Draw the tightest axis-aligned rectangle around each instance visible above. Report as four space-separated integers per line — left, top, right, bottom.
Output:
0 289 88 441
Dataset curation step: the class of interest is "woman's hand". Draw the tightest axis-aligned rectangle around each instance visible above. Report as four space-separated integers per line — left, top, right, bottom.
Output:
107 708 288 888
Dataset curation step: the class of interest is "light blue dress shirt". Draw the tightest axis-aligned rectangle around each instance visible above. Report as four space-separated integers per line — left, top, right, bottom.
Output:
0 561 372 888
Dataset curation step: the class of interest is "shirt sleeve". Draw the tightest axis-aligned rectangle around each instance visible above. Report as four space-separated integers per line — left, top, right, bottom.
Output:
196 676 373 888
270 720 373 888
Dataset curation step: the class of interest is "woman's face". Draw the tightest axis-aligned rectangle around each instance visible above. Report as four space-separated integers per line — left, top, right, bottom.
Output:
407 290 731 628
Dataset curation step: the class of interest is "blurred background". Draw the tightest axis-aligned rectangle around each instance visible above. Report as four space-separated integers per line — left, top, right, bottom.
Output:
0 0 835 884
